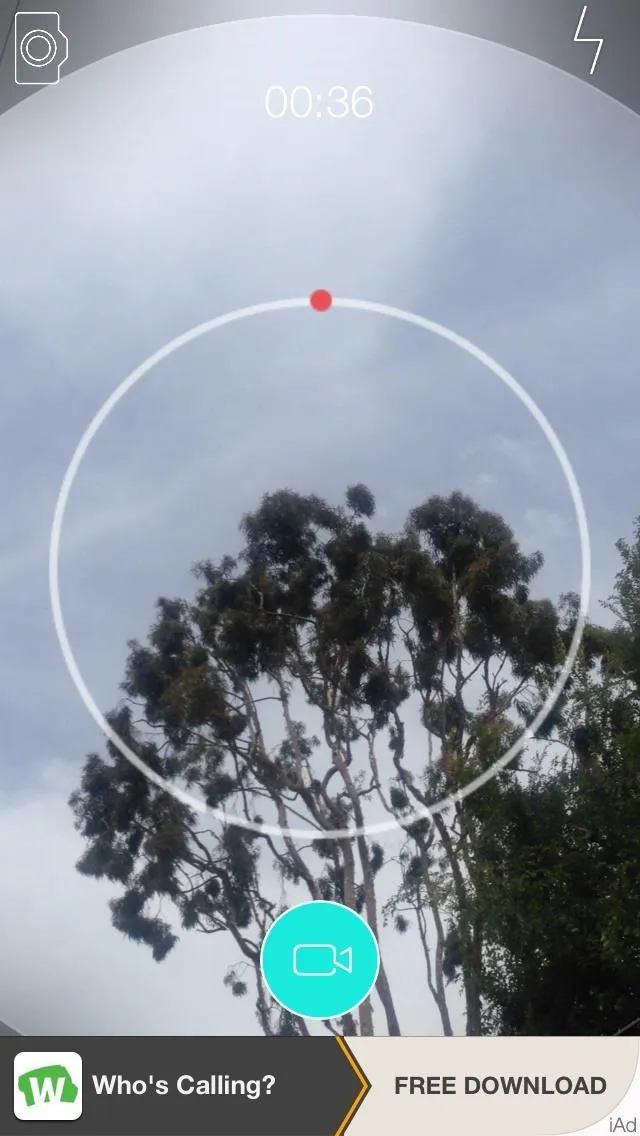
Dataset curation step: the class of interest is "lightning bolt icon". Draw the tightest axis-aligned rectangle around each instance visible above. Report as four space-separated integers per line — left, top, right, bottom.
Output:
574 6 604 75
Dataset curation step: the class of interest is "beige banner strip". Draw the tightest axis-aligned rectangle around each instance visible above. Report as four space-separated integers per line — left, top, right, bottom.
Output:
347 1037 639 1135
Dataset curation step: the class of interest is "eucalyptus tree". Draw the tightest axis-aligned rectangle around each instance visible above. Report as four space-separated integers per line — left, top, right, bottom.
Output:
70 484 566 1036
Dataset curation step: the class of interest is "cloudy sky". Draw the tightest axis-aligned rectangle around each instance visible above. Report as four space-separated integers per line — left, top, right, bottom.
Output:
0 16 639 1037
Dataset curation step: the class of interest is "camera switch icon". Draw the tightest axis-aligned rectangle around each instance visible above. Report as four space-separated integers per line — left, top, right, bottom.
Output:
292 944 353 977
14 12 68 86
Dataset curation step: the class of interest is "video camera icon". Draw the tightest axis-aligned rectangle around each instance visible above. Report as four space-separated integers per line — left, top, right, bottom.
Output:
293 944 353 977
260 901 380 1020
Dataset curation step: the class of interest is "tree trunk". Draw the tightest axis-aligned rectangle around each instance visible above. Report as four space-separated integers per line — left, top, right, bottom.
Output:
342 839 374 1036
356 833 401 1035
417 844 454 1035
433 814 483 1035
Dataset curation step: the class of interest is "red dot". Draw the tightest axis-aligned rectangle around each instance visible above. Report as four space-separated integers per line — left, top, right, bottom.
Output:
309 289 333 311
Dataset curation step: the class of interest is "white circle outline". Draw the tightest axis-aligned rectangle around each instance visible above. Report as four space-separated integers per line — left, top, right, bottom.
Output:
20 30 56 67
49 297 591 839
259 899 381 1020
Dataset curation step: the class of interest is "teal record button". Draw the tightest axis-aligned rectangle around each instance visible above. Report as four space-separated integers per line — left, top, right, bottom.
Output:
259 900 380 1020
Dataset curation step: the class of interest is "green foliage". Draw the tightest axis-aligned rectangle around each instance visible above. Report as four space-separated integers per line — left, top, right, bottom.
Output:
473 744 640 1033
345 483 376 518
470 519 640 1035
442 925 465 983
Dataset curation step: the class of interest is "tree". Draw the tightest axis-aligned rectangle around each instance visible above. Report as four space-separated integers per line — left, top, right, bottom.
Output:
465 528 640 1036
69 485 571 1036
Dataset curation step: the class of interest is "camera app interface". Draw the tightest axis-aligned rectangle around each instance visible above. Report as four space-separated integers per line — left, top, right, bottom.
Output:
0 3 638 1135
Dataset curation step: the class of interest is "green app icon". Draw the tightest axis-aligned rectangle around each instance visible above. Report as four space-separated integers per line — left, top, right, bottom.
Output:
14 1052 83 1121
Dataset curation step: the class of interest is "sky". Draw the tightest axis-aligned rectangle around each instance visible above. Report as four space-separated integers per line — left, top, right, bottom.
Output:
0 15 639 1037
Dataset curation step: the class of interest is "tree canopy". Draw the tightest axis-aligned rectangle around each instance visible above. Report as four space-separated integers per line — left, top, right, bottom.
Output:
69 486 640 1037
471 529 640 1035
